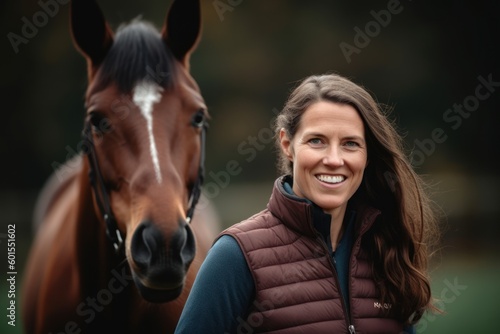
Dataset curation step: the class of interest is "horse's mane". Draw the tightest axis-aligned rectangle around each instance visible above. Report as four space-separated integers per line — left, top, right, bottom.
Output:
94 20 175 93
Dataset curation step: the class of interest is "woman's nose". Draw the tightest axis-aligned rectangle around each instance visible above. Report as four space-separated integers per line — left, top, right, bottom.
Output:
322 146 344 166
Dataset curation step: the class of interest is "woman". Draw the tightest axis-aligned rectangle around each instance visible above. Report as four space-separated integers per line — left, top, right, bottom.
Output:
175 73 439 333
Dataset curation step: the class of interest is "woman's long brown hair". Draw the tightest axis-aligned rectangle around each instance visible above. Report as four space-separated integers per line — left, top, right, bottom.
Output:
275 73 440 324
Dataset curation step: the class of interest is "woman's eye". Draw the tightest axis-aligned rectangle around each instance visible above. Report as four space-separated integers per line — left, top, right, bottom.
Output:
308 138 323 146
344 141 360 148
191 109 206 128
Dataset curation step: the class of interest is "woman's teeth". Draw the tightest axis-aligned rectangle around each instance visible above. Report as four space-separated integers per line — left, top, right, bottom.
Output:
317 175 345 184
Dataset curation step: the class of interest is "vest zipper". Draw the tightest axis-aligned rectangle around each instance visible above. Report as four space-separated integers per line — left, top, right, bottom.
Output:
316 235 356 333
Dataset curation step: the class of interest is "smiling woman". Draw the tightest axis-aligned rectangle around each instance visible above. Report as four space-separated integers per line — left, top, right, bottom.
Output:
175 73 440 334
279 101 368 230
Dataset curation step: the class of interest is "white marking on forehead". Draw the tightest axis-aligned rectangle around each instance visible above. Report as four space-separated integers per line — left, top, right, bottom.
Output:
132 82 164 184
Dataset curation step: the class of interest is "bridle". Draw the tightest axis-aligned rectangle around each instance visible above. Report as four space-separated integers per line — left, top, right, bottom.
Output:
81 115 207 254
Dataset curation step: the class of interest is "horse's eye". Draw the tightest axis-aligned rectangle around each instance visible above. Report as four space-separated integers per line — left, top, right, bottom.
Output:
88 111 110 133
191 109 206 128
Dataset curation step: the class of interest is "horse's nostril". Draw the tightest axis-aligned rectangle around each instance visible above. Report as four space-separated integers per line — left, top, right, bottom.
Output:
131 222 165 271
178 221 196 264
130 219 197 288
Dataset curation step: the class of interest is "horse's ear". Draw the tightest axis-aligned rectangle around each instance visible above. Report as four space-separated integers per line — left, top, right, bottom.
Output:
162 0 201 67
70 0 114 70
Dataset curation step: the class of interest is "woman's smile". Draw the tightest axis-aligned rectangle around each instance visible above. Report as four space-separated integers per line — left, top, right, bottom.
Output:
316 174 346 185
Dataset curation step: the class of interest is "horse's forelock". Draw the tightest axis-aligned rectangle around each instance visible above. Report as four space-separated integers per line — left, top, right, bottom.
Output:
94 20 176 93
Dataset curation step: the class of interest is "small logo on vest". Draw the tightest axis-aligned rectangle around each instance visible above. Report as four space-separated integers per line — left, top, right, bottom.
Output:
374 302 392 310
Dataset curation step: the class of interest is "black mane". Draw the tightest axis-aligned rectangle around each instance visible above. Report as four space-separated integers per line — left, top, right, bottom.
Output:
95 20 175 93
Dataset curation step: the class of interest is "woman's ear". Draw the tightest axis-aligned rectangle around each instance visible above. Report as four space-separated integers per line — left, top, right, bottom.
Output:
279 128 293 161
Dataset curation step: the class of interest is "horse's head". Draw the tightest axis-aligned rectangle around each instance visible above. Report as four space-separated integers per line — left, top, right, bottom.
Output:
70 0 206 302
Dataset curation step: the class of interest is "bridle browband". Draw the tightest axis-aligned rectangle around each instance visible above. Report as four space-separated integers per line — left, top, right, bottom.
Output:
81 118 207 254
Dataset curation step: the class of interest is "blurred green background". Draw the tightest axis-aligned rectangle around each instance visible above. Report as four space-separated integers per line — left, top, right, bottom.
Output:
1 0 499 333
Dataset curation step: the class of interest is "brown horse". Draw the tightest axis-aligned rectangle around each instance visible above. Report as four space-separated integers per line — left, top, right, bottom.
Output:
21 0 219 333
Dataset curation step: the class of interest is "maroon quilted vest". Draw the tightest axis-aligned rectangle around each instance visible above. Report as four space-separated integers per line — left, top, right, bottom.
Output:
221 177 405 333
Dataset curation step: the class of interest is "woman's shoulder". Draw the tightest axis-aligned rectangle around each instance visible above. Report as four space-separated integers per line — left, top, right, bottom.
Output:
212 234 242 253
210 234 244 259
219 208 277 235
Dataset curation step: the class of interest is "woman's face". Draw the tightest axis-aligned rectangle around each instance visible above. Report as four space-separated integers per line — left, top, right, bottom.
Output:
280 101 368 216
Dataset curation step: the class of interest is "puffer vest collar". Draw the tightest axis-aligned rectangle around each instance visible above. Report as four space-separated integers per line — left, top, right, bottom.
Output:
269 175 380 240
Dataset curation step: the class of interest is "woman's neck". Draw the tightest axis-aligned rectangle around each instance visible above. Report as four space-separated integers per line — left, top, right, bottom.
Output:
328 206 347 251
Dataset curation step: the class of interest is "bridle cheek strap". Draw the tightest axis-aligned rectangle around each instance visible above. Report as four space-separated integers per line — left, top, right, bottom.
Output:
81 122 206 253
186 125 206 223
82 124 124 254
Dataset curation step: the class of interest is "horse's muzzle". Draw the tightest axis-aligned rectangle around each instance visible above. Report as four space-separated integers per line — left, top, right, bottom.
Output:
130 219 196 302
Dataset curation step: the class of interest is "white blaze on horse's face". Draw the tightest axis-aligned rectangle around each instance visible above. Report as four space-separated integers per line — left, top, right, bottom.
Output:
132 82 164 184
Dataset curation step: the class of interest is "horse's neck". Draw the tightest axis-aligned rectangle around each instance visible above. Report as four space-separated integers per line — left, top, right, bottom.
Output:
30 157 132 332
